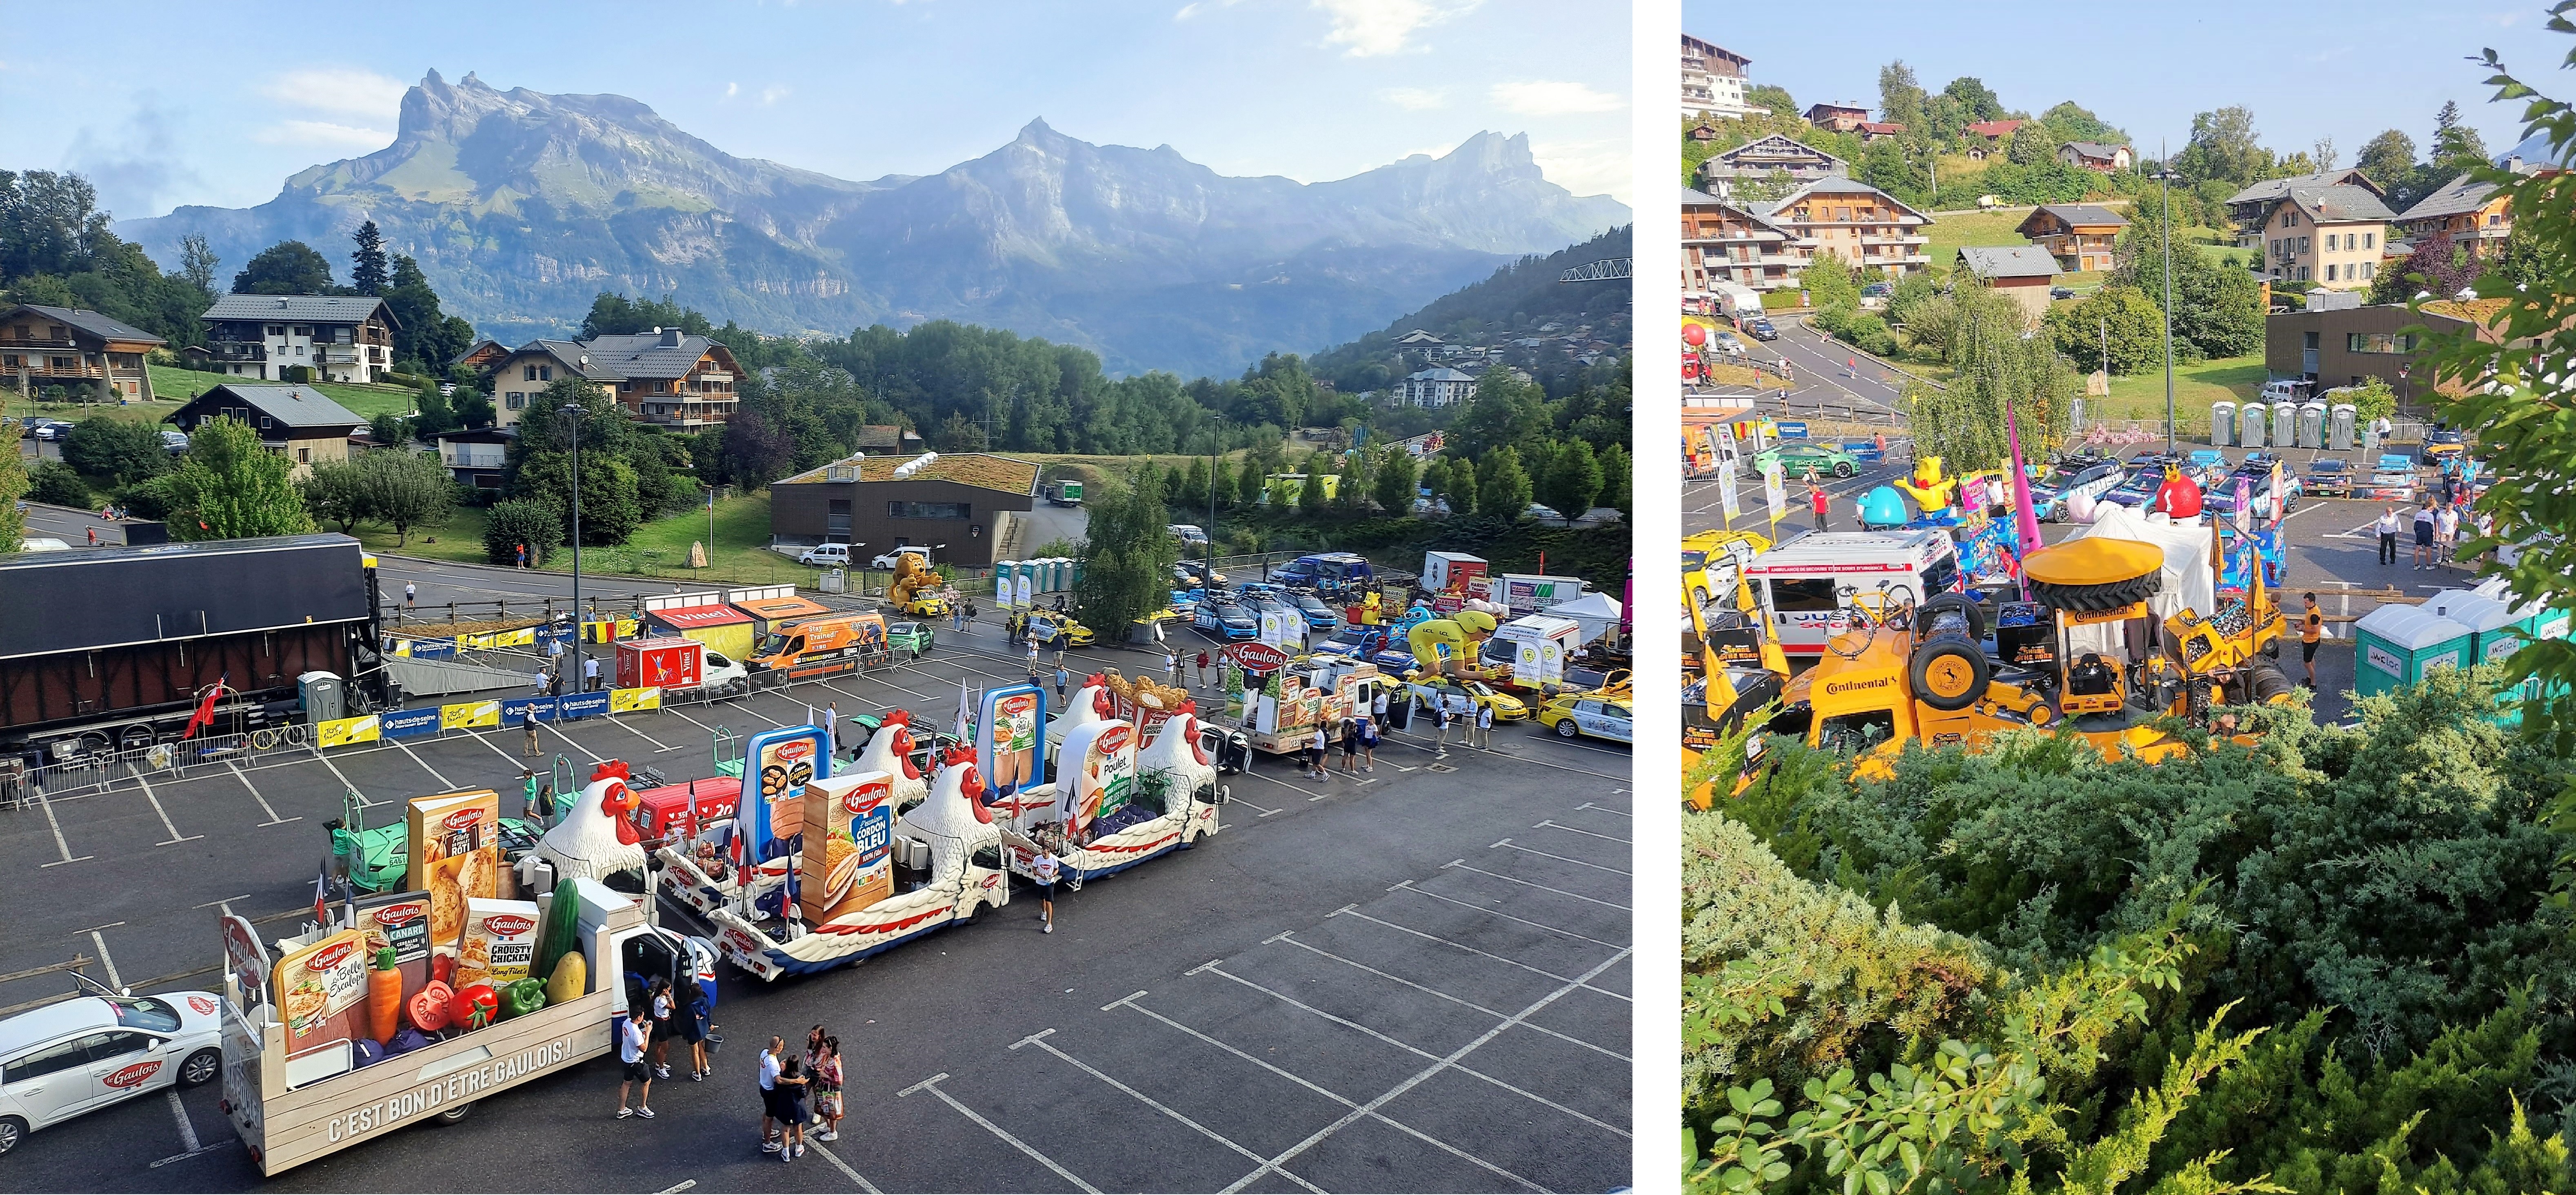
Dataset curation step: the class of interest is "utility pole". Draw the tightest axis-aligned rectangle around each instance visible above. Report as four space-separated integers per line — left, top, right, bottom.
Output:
563 401 585 689
2154 143 2179 457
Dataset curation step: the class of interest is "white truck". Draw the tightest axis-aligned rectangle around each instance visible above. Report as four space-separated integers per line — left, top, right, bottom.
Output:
1479 613 1585 690
218 879 710 1175
1227 658 1393 756
1488 573 1592 617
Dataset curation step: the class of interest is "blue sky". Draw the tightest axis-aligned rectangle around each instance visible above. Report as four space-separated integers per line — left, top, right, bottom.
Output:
0 0 1630 222
1693 0 2543 170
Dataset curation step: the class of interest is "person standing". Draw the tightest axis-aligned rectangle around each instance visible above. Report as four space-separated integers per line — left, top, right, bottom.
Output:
615 1006 655 1119
1435 700 1453 757
2412 502 2436 570
1308 724 1330 780
405 580 417 608
522 711 542 758
647 977 676 1079
1477 702 1495 749
774 1055 811 1162
517 542 528 569
681 983 711 1081
823 703 839 757
1338 717 1360 775
1055 665 1069 700
1809 483 1830 532
548 664 565 698
1359 714 1378 773
2300 593 2324 688
1372 685 1389 728
1031 851 1059 933
758 1036 786 1152
813 1036 845 1143
1195 649 1212 689
2376 505 2401 566
584 654 602 692
2434 502 2459 570
1166 650 1182 688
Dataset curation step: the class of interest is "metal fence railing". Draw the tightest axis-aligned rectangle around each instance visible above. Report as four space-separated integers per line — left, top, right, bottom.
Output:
0 723 317 810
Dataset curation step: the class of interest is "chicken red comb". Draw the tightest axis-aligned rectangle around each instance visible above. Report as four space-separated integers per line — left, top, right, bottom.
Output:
941 741 977 766
880 709 910 729
591 760 631 784
1085 672 1107 687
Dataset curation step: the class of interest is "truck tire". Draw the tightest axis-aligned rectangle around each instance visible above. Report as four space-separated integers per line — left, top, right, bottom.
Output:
1910 639 1990 712
1913 593 1988 643
437 1101 473 1124
2027 571 2161 613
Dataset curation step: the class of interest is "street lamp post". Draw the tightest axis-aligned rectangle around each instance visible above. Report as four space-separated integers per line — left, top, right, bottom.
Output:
562 402 584 691
2153 152 2180 456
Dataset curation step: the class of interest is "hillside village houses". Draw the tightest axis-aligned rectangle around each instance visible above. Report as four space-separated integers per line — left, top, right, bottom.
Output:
2017 203 2130 272
2059 141 2133 172
1954 246 2060 326
2226 169 2398 289
1681 36 1764 119
1696 133 1848 198
1683 173 1933 300
2390 156 2543 261
0 304 165 403
194 293 398 384
482 327 742 431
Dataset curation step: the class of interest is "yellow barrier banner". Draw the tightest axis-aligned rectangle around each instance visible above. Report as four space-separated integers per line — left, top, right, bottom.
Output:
583 618 641 644
318 715 381 749
495 626 537 648
441 700 500 731
457 631 495 650
610 686 662 713
388 639 414 657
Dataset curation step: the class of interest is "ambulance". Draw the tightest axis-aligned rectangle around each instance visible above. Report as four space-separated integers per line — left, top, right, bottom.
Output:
1742 529 1965 658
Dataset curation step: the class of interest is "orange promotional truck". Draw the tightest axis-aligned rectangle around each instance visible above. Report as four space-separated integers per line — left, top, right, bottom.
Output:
748 611 890 679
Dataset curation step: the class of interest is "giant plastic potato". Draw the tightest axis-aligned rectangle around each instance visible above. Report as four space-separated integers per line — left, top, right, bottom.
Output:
1407 609 1496 676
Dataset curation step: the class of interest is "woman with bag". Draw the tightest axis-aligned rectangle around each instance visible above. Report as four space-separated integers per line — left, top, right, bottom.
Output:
813 1036 846 1142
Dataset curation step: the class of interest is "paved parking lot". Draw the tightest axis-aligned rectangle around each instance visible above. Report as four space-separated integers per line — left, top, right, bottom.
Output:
0 615 1630 1193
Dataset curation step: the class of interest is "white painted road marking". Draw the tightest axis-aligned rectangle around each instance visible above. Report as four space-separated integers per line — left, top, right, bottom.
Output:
1013 1028 1325 1193
127 766 202 846
1442 860 1629 911
898 1073 1100 1194
225 760 298 826
36 795 93 866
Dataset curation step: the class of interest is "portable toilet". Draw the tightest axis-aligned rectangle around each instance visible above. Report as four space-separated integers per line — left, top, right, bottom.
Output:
2210 400 2237 448
2330 403 2357 451
1046 557 1068 591
2351 603 2474 697
2426 589 2523 669
995 560 1019 606
2297 401 2328 448
2272 401 2298 449
2239 402 2267 449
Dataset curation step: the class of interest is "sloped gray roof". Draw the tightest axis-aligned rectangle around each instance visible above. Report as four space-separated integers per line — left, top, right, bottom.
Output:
8 304 165 345
2226 169 2377 207
2030 203 2129 229
2061 141 2127 160
2287 183 2398 223
515 338 626 382
1713 133 1846 169
2395 173 2501 222
203 293 397 328
570 331 723 381
1956 245 2061 279
191 384 366 430
1408 367 1478 383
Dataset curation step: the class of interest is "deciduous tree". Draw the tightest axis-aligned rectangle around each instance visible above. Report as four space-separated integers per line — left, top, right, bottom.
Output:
357 447 454 546
62 417 170 487
231 241 335 295
165 416 312 539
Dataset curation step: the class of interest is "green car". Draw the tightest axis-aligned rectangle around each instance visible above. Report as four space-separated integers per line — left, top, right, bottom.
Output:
887 620 936 656
1755 441 1859 479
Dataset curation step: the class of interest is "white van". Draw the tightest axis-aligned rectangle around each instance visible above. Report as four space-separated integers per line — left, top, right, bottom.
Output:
2257 379 2310 406
1743 528 1965 657
798 542 853 566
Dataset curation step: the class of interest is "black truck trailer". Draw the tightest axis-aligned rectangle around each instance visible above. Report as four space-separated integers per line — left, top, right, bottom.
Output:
0 533 379 760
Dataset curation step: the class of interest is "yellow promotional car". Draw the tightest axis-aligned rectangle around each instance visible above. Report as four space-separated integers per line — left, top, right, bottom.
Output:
1535 692 1633 742
1024 610 1095 648
1682 528 1770 612
904 591 952 617
1412 677 1530 722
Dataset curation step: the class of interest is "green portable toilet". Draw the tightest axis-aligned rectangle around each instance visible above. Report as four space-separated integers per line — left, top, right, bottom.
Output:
995 560 1020 606
2426 589 2523 669
1046 557 1068 591
2351 603 2474 697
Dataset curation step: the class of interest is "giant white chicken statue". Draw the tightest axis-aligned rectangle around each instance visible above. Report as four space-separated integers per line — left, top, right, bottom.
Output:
1134 712 1217 803
853 711 930 815
538 760 649 881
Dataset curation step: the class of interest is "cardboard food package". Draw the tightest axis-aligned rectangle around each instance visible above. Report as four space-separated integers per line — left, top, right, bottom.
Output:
406 791 502 952
273 927 372 1056
452 898 543 991
799 772 894 922
350 890 434 1002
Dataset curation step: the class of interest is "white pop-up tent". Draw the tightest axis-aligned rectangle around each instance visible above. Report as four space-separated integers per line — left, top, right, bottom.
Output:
1547 591 1625 642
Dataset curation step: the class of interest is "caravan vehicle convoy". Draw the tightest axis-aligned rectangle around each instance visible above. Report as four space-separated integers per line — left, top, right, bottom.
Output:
1743 529 1964 658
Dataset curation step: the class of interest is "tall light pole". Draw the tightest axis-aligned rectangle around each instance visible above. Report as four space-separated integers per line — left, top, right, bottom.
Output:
2152 151 2181 457
562 400 585 689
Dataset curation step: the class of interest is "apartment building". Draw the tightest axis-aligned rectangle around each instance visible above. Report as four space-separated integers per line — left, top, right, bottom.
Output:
199 294 399 383
2253 183 2396 289
486 328 742 431
1695 133 1848 198
166 384 366 478
0 304 164 403
1757 176 1934 278
2224 169 2379 249
1683 187 1803 293
1802 102 1871 133
1681 36 1763 118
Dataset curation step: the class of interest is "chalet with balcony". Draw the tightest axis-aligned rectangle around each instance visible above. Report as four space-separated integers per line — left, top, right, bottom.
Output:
1680 36 1763 119
486 328 741 431
2017 204 2130 272
1696 133 1848 198
2391 163 2541 261
1803 102 1870 133
1856 122 1906 142
166 384 366 478
0 304 165 403
2058 141 2132 172
450 338 510 374
1756 176 1934 278
2224 169 2379 248
199 294 398 384
1955 246 2061 327
1684 187 1805 293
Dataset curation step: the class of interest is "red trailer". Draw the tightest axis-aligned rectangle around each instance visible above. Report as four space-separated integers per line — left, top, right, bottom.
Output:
634 776 741 844
616 637 704 692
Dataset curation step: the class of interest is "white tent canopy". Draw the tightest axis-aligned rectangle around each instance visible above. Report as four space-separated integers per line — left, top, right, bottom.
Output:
1547 591 1625 642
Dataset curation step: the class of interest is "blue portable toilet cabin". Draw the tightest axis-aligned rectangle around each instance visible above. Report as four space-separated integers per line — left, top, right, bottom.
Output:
2351 603 2474 697
2425 589 2523 669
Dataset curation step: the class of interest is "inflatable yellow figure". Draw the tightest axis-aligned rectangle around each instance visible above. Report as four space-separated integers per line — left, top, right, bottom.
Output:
1408 609 1497 677
888 552 937 607
1360 591 1382 626
1892 455 1960 514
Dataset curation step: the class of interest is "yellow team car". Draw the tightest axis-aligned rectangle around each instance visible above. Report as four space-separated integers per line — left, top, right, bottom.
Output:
1414 677 1530 722
1682 528 1771 613
904 591 952 617
1024 610 1095 648
1535 692 1633 742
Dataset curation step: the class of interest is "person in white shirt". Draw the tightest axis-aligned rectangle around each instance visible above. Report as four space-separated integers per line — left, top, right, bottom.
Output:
2434 503 2460 569
584 655 601 691
404 580 416 607
1476 702 1495 749
2375 506 2402 566
1308 725 1329 780
1031 852 1060 933
615 1005 655 1119
758 1036 786 1151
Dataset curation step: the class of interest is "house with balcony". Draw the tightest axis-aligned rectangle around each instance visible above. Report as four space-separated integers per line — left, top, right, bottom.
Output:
1802 102 1871 133
1754 176 1934 278
1856 121 1906 142
485 327 742 431
198 294 398 384
2248 183 2397 289
2017 204 2130 272
1684 187 1805 293
2058 141 2132 172
1696 133 1848 198
450 338 510 374
425 426 515 491
165 384 366 478
2224 169 2380 249
1962 119 2025 158
1402 366 1478 408
2390 162 2541 262
0 304 164 403
1680 36 1764 119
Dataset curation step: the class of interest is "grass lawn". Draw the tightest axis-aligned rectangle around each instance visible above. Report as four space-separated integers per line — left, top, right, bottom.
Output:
2095 355 2266 435
357 492 822 588
1924 208 2036 270
149 364 420 418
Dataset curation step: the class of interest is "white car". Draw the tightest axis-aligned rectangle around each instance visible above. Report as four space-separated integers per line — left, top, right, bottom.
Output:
871 549 927 569
0 989 225 1156
798 543 852 567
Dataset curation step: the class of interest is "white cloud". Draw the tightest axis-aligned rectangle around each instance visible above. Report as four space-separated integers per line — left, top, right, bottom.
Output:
257 67 407 118
725 81 740 99
761 84 790 105
253 120 393 149
1489 80 1623 116
1530 138 1631 203
1382 87 1449 111
1176 0 1244 19
1314 0 1477 57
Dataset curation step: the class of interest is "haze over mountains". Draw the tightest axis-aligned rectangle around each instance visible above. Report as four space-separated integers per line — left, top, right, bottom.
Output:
120 71 1629 378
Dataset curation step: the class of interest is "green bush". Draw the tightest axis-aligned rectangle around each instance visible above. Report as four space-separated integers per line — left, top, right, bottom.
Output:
483 496 566 566
26 460 88 506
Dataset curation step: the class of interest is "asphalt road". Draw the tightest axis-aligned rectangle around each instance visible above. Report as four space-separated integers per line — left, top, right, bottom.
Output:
0 613 1631 1193
1683 438 2473 725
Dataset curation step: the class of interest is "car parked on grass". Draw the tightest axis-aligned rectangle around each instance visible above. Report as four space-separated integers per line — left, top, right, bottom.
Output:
0 989 224 1157
158 430 189 455
1755 441 1859 479
2050 286 2076 300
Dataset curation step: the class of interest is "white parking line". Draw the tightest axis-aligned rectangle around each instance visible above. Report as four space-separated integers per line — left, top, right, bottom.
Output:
35 795 92 866
1490 837 1629 876
1326 905 1628 1003
306 746 378 806
607 714 679 753
127 766 202 846
1441 860 1628 911
660 704 719 735
727 701 790 728
1012 1029 1323 1193
463 729 528 770
225 760 298 826
539 721 608 765
390 738 455 789
86 926 125 987
1213 949 1636 1191
808 1142 883 1193
1574 802 1629 817
1390 881 1626 949
1271 933 1627 1062
897 1073 1100 1194
1532 818 1628 844
1107 994 1547 1194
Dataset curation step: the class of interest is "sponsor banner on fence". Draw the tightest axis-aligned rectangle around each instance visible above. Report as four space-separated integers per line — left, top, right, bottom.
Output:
610 686 662 713
318 715 381 748
500 696 557 725
395 638 457 659
380 708 442 739
584 618 639 644
557 692 612 720
441 700 500 731
1775 420 1809 439
494 626 537 648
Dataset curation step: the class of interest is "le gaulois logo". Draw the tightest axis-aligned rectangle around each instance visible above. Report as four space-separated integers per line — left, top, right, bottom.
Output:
842 782 887 815
482 915 537 937
774 739 814 763
1099 726 1131 755
375 903 424 928
309 941 358 971
188 995 218 1016
102 1061 163 1089
444 808 484 831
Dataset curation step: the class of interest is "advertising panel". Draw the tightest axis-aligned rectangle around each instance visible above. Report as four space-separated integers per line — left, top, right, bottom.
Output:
799 771 895 922
1057 720 1137 834
611 687 663 713
977 684 1048 797
379 708 441 739
742 724 831 864
318 715 380 749
441 700 499 731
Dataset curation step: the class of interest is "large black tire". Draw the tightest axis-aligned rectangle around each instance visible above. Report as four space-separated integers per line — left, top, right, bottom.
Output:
2250 665 2295 704
1910 638 1991 712
2028 570 2163 613
1914 593 1988 643
1832 461 1856 478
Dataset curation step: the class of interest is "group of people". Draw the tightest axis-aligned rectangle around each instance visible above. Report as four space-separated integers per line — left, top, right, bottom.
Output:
613 975 716 1121
2376 490 2492 573
1301 712 1381 779
755 1025 848 1162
